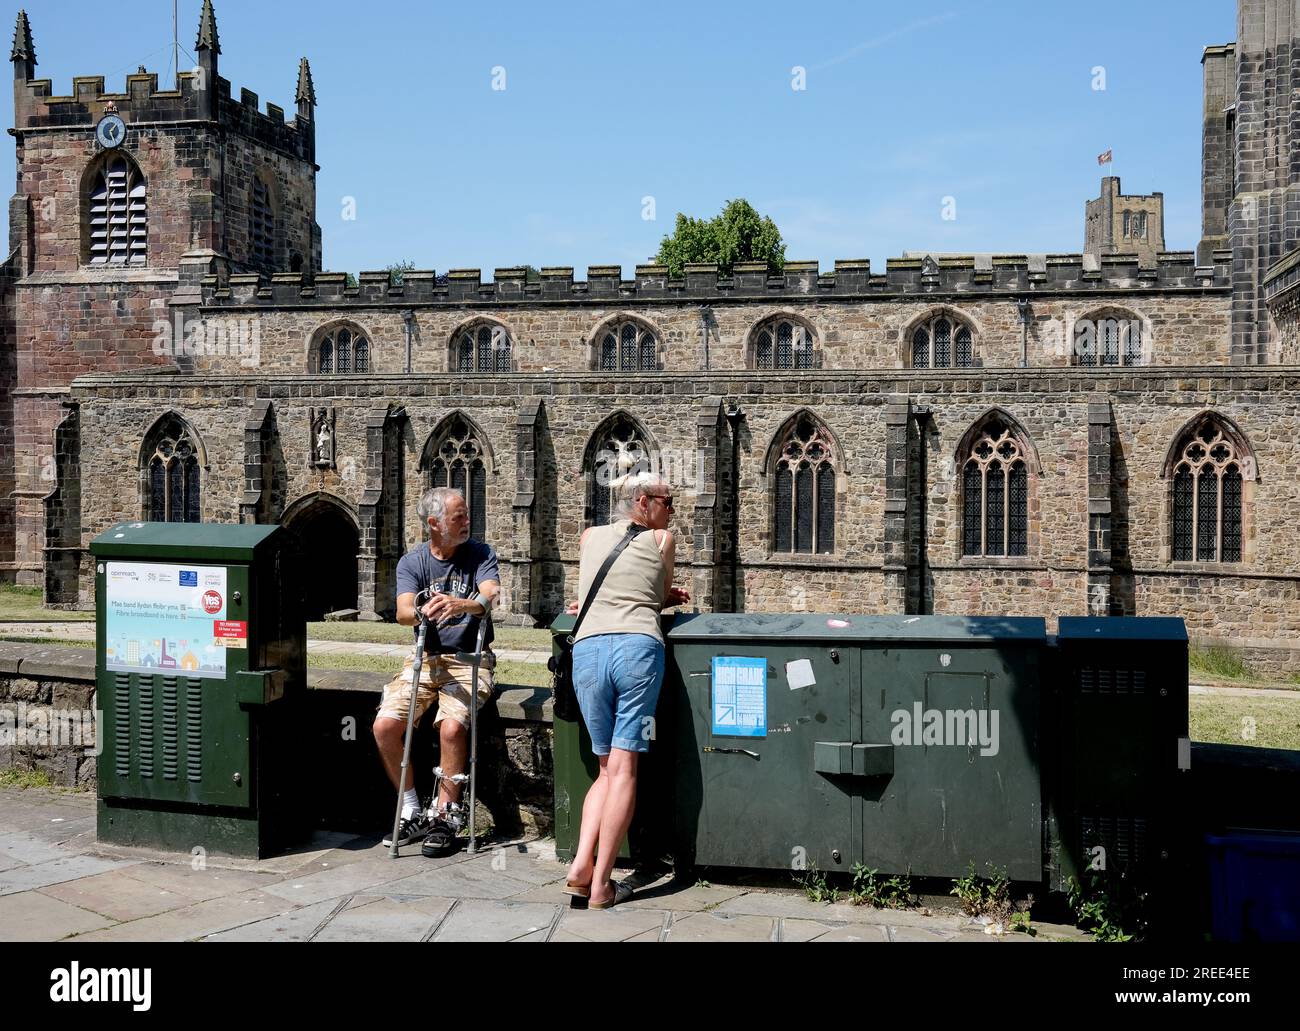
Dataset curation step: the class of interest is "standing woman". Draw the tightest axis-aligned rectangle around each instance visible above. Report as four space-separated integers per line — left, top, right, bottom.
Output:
565 473 689 908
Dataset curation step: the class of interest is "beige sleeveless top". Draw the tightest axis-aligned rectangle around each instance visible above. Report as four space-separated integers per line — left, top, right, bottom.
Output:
573 519 668 643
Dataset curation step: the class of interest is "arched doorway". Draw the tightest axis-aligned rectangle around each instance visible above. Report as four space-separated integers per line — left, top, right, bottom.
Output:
281 493 361 620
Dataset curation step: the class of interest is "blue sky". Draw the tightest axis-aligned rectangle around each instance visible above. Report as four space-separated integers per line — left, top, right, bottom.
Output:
10 0 1236 275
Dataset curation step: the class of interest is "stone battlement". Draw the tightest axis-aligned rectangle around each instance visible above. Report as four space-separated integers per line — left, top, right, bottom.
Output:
197 251 1231 308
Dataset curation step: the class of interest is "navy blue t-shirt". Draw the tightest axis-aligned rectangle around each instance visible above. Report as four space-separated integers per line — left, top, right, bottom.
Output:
395 539 499 654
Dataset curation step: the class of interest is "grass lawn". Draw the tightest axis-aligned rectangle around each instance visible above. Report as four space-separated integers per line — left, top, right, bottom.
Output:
0 584 93 622
1189 693 1300 750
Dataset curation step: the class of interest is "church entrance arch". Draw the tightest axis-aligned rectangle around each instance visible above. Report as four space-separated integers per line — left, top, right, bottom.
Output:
280 493 361 620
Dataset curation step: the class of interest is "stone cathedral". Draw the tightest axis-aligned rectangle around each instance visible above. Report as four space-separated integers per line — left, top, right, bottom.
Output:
1 1 1297 675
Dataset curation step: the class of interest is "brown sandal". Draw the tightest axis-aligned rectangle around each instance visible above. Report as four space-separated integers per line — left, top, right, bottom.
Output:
563 880 590 899
588 880 634 910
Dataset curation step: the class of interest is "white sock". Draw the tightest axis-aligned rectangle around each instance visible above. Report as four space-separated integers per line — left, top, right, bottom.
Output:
400 788 419 819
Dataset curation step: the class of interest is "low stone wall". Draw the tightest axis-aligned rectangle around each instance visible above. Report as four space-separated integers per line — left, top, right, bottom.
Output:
0 644 555 835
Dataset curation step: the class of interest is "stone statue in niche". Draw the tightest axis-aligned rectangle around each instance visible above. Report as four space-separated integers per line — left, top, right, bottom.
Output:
310 407 335 469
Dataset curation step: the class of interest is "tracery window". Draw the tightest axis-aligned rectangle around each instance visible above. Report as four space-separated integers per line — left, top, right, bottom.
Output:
143 416 201 522
754 318 816 370
1075 313 1143 366
456 323 513 373
1171 420 1245 563
586 415 652 527
961 417 1029 558
911 314 973 369
771 413 836 554
425 415 488 540
316 326 369 374
598 321 657 372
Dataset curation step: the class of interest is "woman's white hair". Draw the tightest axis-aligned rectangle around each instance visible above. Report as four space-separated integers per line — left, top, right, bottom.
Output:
612 471 670 520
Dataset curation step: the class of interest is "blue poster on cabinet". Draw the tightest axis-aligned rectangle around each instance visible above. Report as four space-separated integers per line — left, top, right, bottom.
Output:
711 656 767 738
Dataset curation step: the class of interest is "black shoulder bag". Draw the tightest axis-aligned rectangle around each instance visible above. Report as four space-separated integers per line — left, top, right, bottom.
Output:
549 523 648 722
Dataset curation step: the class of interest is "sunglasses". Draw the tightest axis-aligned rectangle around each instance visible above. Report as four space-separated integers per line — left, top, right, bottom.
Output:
649 494 674 509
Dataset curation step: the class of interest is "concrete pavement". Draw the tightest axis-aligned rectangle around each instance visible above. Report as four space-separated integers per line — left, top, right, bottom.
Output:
0 787 1088 942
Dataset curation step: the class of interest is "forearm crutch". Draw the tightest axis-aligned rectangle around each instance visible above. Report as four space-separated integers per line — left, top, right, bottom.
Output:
455 597 492 855
388 604 430 859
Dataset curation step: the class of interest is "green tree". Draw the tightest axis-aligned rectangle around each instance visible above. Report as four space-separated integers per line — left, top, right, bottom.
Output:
385 260 417 285
654 199 785 278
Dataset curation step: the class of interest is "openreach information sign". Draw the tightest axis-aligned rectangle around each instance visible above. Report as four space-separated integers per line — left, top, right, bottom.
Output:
103 561 245 680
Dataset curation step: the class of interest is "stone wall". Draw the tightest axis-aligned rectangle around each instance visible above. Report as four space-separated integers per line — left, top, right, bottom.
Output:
61 366 1300 672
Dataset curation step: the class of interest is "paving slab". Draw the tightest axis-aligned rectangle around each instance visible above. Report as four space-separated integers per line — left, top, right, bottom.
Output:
617 879 748 913
114 862 285 902
0 831 71 865
554 905 668 942
202 897 347 942
314 895 456 942
665 911 776 942
0 852 135 896
65 889 301 942
261 856 421 905
454 847 569 888
798 921 890 942
369 857 536 900
430 898 561 942
38 868 194 922
0 888 115 940
89 831 366 877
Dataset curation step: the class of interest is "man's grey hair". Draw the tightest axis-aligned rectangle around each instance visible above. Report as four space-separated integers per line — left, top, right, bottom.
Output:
418 486 463 533
612 472 670 520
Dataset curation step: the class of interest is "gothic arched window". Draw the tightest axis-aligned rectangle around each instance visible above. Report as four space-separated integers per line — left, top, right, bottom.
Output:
910 313 974 369
455 323 513 373
143 416 201 522
597 320 657 372
753 317 817 370
314 326 369 374
250 175 275 270
1170 419 1247 563
424 416 488 540
771 413 837 554
88 154 147 265
585 415 652 527
960 417 1030 558
1075 311 1143 367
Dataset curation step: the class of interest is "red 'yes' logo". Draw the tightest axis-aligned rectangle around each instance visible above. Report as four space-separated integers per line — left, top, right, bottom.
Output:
201 590 222 614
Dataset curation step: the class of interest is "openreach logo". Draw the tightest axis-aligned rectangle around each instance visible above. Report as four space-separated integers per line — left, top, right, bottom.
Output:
0 705 101 755
890 702 1000 757
50 963 151 1012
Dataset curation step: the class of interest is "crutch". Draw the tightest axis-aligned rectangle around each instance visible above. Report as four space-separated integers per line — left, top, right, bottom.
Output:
446 596 492 855
388 589 434 859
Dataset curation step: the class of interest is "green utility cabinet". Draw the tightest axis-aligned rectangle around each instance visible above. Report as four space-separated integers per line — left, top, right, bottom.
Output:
1048 617 1191 900
666 613 1046 880
90 522 305 857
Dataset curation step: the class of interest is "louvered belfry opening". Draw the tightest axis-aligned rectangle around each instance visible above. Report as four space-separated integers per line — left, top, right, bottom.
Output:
426 415 488 540
88 155 147 265
961 417 1029 558
250 176 275 270
772 413 836 554
1171 420 1245 563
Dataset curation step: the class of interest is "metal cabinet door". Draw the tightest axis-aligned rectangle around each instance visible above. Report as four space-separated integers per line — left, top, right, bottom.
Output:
676 642 859 872
859 644 1042 880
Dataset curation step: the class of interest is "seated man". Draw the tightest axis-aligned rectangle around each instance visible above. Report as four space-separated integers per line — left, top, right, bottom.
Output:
373 486 500 855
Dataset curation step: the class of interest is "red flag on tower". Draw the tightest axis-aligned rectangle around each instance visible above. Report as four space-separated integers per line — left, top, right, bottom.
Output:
1097 149 1113 165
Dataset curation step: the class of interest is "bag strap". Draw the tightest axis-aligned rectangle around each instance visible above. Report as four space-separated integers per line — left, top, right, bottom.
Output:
569 524 647 641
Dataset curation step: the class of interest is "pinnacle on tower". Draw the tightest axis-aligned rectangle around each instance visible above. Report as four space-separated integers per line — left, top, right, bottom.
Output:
10 10 35 65
195 0 220 55
296 57 316 107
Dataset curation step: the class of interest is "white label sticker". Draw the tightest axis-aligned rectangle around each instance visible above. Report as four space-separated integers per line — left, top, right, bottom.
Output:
786 658 816 690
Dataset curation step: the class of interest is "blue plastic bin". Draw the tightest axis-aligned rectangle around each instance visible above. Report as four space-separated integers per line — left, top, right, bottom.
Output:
1206 830 1300 942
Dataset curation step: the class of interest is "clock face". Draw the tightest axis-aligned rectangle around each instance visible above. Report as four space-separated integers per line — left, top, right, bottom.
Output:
96 114 126 149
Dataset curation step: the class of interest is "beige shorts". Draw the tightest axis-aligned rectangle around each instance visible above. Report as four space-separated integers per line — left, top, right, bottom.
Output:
376 653 495 728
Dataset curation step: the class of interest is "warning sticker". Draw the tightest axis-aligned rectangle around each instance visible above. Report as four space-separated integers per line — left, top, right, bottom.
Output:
213 620 248 648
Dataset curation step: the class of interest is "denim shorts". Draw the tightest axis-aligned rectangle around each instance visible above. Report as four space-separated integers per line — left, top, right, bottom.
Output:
571 633 665 755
